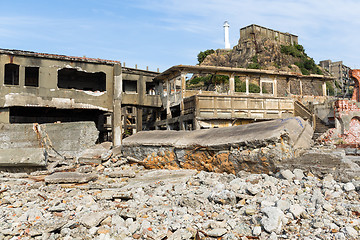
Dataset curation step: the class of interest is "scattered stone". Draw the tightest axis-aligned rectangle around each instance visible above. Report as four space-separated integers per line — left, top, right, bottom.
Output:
289 204 304 218
343 182 355 192
0 149 358 240
261 207 285 233
207 228 227 237
280 169 295 181
80 212 107 228
293 169 304 180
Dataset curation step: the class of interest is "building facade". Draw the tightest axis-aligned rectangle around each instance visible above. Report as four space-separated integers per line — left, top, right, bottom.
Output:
0 49 161 145
319 60 352 97
153 65 333 130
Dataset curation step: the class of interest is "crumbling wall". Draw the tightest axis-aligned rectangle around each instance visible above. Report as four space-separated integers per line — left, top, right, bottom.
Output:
122 117 313 174
0 121 99 157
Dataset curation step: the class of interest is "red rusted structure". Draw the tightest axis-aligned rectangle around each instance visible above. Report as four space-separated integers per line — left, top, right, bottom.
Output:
350 69 360 102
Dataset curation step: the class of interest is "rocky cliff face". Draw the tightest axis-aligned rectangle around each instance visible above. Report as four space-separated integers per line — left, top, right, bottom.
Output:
200 31 327 76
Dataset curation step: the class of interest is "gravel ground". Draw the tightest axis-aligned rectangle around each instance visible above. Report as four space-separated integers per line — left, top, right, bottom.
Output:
0 154 359 240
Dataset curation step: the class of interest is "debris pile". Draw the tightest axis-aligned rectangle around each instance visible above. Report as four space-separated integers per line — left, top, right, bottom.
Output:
0 148 359 240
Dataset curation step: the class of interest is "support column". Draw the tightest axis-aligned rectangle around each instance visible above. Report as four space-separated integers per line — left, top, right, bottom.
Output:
322 81 327 96
19 66 25 87
273 77 277 97
112 64 122 147
0 108 10 123
260 79 263 95
246 76 249 94
287 79 291 96
136 107 143 132
180 72 187 130
229 73 235 94
166 80 171 130
300 80 303 96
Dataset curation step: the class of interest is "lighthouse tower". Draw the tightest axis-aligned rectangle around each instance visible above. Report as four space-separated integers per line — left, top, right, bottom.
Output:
223 21 230 50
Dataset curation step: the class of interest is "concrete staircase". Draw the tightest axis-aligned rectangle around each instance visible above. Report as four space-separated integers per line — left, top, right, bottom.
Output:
294 101 332 140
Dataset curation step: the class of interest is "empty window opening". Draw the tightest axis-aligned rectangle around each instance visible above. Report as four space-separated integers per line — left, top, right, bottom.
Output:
146 82 156 95
4 63 19 85
25 67 39 87
123 80 137 93
261 82 273 94
9 106 109 143
57 68 106 91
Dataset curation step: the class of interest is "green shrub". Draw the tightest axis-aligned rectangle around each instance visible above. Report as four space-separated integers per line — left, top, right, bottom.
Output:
248 63 260 69
197 49 215 64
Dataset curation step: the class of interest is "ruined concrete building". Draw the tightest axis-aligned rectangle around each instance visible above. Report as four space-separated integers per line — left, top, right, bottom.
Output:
0 49 161 146
320 60 352 97
239 24 298 46
153 65 333 130
0 46 334 146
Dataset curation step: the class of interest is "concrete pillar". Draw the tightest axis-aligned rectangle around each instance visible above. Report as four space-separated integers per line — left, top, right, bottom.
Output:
180 72 187 130
246 76 249 94
273 77 277 97
260 79 263 95
166 80 171 118
322 81 327 96
287 79 291 96
300 80 303 96
0 108 10 123
229 74 235 94
136 107 143 132
137 74 145 106
19 66 25 87
112 64 122 147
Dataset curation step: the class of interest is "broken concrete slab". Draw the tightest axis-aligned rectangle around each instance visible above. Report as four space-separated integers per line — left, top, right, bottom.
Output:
122 117 313 175
78 142 112 165
0 121 99 157
0 148 47 167
44 172 98 184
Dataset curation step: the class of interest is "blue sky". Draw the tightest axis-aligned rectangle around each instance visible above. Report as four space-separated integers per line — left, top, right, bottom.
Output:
1 0 359 71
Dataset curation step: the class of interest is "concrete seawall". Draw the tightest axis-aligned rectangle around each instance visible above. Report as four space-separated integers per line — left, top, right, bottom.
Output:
122 117 313 174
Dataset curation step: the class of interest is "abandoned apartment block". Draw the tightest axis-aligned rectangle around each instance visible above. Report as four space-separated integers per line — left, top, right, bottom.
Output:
0 49 161 146
154 65 333 130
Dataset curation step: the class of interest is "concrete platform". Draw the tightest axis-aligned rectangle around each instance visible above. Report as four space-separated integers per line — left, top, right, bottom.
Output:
122 117 313 174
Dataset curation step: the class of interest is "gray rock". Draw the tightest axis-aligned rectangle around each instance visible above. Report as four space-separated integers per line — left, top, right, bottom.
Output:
80 212 107 228
246 184 262 195
207 228 227 237
280 169 295 181
261 207 284 233
253 225 261 236
293 169 304 180
289 204 304 218
343 182 355 192
208 189 236 205
343 226 358 238
276 200 290 211
45 172 98 184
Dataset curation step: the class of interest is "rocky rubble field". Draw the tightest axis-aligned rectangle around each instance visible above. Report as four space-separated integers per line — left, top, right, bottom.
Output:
0 152 359 240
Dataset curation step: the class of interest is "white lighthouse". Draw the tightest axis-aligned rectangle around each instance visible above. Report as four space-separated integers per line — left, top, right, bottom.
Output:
223 21 230 50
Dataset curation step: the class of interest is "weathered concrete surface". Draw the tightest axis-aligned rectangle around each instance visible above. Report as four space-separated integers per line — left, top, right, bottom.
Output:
44 172 98 184
278 149 360 182
122 117 313 174
0 121 99 157
0 148 47 167
78 142 112 164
